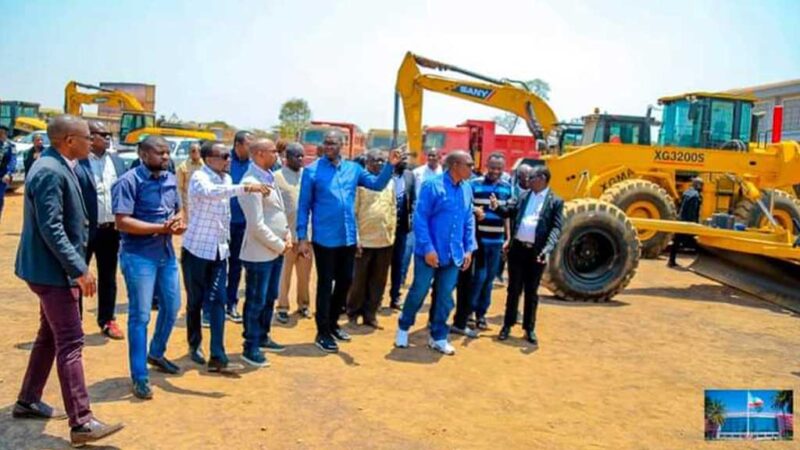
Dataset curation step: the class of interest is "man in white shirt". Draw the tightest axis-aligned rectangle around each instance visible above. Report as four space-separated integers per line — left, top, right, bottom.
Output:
498 165 563 345
77 121 128 339
180 141 269 372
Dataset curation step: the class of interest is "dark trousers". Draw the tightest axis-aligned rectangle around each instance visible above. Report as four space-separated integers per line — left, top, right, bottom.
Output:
226 223 246 309
0 181 6 219
347 246 394 322
181 249 227 361
452 259 475 329
242 257 284 353
86 225 120 328
389 230 409 304
668 233 696 265
503 242 545 331
19 283 92 428
312 244 356 337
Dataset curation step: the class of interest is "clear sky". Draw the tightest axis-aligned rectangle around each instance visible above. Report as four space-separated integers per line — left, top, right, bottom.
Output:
1 0 799 132
706 390 788 414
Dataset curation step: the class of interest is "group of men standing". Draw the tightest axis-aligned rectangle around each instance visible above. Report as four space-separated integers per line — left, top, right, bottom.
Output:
10 115 563 446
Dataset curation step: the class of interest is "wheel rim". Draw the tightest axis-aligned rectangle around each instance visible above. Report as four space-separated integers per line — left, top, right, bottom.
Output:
626 200 660 241
758 209 796 232
564 228 620 287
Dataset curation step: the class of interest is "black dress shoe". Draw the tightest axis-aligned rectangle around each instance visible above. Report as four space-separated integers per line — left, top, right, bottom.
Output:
147 356 181 374
189 347 206 365
498 327 511 341
315 335 339 353
70 418 124 447
525 330 539 345
331 327 352 342
12 401 67 420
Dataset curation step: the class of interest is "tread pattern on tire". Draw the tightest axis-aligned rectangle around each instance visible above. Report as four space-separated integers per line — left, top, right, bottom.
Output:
732 189 800 233
542 199 640 302
599 179 676 259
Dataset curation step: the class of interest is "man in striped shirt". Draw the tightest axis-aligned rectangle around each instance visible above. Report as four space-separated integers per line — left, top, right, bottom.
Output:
452 153 512 334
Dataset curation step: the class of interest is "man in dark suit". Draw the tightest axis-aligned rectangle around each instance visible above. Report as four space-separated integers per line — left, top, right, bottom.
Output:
388 153 416 309
498 164 563 345
668 177 703 267
13 115 123 447
76 121 128 339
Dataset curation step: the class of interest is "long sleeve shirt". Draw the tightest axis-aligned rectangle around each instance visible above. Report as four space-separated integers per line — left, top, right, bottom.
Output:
229 151 251 225
413 172 477 267
182 165 246 261
355 179 397 248
296 156 393 247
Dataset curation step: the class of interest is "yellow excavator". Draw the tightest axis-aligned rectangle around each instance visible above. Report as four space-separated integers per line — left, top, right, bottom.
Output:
0 100 47 136
395 51 800 311
64 81 216 145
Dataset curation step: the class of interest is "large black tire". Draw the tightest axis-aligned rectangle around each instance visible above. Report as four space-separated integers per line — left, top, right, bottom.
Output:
542 199 640 302
732 189 800 234
600 179 676 259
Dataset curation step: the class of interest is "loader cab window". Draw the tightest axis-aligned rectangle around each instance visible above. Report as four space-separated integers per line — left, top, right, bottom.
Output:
709 100 735 147
738 102 752 142
119 113 156 143
423 131 446 151
659 99 703 148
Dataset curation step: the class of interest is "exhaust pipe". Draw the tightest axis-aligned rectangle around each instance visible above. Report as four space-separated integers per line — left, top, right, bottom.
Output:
772 105 783 143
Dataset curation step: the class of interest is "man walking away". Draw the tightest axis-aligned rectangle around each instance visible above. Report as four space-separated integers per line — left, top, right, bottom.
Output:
395 151 476 356
14 115 123 447
113 136 186 400
668 177 703 267
275 143 313 323
296 132 400 353
498 165 563 345
77 121 127 340
238 139 291 367
347 149 397 328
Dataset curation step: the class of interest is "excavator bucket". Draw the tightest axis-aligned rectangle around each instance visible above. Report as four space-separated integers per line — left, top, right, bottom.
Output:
689 245 800 313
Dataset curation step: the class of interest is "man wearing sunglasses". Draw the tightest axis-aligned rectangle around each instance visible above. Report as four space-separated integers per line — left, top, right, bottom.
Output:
76 121 128 340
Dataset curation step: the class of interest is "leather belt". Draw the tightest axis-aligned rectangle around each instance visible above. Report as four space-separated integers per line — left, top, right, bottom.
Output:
98 222 116 229
513 239 535 249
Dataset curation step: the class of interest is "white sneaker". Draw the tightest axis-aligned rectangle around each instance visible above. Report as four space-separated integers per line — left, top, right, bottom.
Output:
395 329 409 348
428 338 456 355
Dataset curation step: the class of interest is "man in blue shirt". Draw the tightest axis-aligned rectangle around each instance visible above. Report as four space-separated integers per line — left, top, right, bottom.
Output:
225 130 253 323
452 153 513 334
297 131 400 353
395 151 477 356
112 136 186 400
0 125 17 223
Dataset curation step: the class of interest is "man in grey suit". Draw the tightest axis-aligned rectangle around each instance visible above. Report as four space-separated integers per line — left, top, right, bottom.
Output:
238 138 291 368
13 115 123 447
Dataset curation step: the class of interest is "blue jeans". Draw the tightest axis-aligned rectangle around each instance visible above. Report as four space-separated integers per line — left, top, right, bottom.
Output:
469 243 503 319
400 231 414 284
120 251 181 382
398 255 460 341
180 249 227 361
242 257 284 353
226 223 246 309
0 181 7 218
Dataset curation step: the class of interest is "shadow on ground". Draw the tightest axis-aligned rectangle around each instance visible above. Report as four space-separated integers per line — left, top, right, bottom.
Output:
0 404 121 450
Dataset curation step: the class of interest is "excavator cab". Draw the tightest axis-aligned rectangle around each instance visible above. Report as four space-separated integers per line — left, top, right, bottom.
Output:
657 93 754 150
0 101 46 137
119 111 157 143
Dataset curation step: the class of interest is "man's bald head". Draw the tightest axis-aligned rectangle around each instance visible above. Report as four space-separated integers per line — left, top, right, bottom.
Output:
88 120 109 134
88 120 111 154
47 115 91 159
138 135 171 172
249 137 275 155
443 150 470 169
444 150 474 183
250 138 279 170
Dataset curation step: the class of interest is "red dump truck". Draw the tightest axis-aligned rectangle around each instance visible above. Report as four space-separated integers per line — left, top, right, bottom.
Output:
298 121 366 164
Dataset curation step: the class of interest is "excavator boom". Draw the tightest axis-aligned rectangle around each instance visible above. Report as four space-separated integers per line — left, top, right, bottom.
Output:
64 81 146 115
396 52 557 162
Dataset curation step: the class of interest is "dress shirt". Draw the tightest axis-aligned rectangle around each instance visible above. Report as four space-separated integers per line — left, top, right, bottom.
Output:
111 164 180 260
413 172 477 266
516 188 550 243
412 164 443 197
88 152 118 224
296 156 393 247
182 165 246 261
355 179 397 248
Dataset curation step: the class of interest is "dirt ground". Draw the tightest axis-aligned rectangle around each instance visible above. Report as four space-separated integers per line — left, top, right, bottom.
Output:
0 191 797 450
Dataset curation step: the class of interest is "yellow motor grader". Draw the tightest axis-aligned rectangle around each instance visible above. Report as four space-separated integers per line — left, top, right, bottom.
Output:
395 51 800 310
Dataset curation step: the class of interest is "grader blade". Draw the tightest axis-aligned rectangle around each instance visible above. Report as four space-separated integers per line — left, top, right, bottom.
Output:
689 245 800 313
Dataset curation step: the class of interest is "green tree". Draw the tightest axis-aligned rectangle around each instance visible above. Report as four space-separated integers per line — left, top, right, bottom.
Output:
772 390 793 414
704 397 726 440
277 98 311 139
493 78 551 133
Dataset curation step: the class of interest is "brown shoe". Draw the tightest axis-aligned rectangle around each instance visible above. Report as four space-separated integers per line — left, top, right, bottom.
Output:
102 320 125 340
70 418 124 447
363 318 383 330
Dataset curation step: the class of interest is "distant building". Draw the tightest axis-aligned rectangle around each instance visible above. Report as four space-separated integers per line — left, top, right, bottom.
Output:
728 79 800 142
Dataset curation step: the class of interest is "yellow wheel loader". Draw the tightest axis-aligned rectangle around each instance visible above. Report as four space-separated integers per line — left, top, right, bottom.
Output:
395 51 800 310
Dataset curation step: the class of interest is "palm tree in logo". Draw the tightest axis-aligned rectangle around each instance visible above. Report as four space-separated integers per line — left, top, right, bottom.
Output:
705 396 727 440
772 390 793 439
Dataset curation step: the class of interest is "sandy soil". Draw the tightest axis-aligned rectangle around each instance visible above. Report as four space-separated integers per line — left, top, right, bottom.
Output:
0 191 797 450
